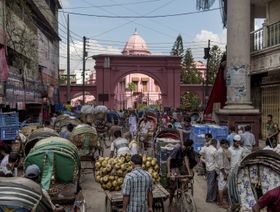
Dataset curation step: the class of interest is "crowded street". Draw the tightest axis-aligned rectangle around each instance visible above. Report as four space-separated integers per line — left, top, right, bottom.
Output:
1 0 280 211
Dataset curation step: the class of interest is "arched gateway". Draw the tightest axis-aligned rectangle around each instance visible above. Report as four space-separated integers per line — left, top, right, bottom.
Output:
94 55 181 109
93 31 181 109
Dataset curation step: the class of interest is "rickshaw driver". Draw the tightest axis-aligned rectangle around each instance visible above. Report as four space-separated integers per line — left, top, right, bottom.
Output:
167 140 195 206
24 164 61 212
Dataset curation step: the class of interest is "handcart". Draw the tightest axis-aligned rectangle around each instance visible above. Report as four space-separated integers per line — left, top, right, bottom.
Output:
104 184 169 212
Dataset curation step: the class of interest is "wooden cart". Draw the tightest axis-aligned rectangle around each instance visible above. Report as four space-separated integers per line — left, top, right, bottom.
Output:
104 184 169 212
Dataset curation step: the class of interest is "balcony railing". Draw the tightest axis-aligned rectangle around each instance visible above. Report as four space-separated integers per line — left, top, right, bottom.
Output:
251 21 280 52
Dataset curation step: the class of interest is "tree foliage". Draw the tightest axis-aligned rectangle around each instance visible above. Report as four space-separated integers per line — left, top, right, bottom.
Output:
170 34 184 57
180 92 201 111
208 45 223 84
181 49 203 84
127 82 137 92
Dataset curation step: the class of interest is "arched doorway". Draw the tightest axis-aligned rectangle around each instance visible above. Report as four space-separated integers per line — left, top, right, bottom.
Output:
93 55 181 110
180 91 202 111
71 92 96 106
114 73 162 110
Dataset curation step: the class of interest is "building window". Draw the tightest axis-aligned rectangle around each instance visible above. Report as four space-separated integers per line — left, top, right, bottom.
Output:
132 81 138 92
142 81 148 92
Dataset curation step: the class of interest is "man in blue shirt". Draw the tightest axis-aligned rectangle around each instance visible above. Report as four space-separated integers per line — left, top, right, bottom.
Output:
122 154 153 212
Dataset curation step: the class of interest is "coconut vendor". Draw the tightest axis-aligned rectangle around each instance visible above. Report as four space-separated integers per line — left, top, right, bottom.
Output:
122 154 153 212
110 130 130 157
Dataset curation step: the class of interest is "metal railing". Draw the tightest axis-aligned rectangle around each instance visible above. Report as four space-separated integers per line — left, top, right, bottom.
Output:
251 28 264 51
267 21 280 47
251 21 280 52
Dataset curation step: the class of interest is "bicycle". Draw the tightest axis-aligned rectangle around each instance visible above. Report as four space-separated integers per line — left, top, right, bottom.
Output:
172 175 197 212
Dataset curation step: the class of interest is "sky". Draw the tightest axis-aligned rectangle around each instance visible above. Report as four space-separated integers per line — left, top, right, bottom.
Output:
58 0 227 72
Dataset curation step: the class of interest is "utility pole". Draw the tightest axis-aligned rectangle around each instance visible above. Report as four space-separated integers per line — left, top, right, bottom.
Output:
66 14 70 103
82 36 88 104
204 40 211 108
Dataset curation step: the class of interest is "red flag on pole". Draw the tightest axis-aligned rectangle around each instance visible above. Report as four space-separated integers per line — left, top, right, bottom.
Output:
0 46 9 81
204 65 227 115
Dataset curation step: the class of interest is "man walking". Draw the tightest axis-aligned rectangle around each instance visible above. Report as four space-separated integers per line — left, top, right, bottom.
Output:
228 135 244 171
241 125 256 155
122 154 153 212
227 126 237 146
200 139 218 203
266 114 279 148
216 139 230 208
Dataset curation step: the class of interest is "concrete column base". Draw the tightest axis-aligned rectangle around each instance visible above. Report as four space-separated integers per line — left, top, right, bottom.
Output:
216 109 261 146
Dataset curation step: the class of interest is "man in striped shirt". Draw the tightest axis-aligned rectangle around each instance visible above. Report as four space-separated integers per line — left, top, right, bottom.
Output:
122 154 153 212
110 130 130 157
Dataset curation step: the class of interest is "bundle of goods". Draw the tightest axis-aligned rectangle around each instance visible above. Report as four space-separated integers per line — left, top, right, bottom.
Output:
54 115 81 132
228 150 280 212
95 154 160 191
70 124 98 156
80 105 95 123
24 128 59 156
155 138 180 188
20 123 41 137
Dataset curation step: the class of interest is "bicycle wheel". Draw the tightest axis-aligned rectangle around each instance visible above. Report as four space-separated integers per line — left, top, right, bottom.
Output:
182 192 197 212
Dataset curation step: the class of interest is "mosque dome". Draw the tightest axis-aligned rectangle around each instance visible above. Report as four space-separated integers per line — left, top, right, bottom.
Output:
122 30 151 56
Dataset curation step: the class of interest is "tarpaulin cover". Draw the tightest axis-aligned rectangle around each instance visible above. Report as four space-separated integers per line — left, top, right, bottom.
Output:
24 137 80 191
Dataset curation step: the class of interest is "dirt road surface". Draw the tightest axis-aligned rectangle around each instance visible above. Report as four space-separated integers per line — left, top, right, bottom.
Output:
81 171 227 212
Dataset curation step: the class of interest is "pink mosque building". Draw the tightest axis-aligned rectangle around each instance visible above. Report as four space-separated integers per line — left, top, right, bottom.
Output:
113 31 206 110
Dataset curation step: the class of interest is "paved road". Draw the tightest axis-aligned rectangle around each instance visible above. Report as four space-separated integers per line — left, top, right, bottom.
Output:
80 168 227 212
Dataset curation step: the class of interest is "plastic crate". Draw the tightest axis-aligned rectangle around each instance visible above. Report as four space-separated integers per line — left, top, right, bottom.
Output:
193 143 204 153
191 125 209 135
190 133 206 145
208 125 228 138
0 125 19 140
0 112 19 127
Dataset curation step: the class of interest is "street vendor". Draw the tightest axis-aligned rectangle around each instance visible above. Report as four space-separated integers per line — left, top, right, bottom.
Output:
110 130 130 157
266 114 279 148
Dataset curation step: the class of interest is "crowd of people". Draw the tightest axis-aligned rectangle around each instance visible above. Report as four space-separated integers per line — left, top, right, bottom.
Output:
0 108 279 211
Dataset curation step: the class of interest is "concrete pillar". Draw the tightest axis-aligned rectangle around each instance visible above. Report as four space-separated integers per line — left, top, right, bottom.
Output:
224 0 254 109
217 0 260 143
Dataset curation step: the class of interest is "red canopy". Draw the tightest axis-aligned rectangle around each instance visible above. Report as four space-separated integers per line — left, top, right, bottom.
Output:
0 46 9 81
204 65 227 115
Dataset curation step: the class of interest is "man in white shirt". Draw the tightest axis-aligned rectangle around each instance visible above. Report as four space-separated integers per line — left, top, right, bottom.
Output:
228 135 244 171
241 125 256 155
110 130 130 157
200 139 218 203
128 113 137 137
